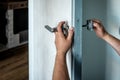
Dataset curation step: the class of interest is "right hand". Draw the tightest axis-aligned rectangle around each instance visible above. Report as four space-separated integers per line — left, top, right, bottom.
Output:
92 19 108 39
55 21 74 55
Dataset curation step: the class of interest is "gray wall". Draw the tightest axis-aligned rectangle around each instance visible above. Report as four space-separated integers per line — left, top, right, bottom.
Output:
82 0 120 80
82 0 107 80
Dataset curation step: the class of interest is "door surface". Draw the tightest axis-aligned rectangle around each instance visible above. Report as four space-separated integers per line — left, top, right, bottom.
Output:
29 0 82 80
29 0 76 80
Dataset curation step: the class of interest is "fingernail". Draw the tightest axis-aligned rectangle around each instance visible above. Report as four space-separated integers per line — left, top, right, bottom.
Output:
69 27 74 32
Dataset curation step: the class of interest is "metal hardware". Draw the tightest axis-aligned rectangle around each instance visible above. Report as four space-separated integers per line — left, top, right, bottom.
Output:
82 20 93 31
62 22 69 37
45 22 69 37
45 25 57 32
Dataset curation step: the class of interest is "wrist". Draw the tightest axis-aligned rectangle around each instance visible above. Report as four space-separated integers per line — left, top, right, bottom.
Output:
55 52 67 61
56 51 66 57
102 33 110 41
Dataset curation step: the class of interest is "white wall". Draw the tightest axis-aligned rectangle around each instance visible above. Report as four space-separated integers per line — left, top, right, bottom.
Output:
106 0 120 80
82 0 107 80
29 0 72 80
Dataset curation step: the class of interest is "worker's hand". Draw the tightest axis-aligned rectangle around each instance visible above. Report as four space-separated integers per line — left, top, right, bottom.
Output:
55 21 74 56
93 19 108 39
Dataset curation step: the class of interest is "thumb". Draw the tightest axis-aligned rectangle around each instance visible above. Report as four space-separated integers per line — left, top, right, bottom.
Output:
67 27 74 40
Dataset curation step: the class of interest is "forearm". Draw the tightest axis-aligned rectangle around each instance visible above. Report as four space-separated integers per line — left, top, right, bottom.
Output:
52 52 70 80
103 34 120 55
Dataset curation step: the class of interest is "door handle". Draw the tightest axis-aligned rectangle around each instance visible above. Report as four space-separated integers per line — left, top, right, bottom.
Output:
82 20 93 31
45 21 69 37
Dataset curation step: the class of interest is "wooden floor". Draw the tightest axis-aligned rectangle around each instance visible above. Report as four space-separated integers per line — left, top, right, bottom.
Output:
0 44 28 80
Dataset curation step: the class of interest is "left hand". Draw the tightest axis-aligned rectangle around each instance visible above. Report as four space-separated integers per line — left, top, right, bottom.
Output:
93 19 108 39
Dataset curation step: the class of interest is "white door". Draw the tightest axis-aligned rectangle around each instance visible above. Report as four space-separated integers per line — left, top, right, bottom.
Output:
29 0 82 80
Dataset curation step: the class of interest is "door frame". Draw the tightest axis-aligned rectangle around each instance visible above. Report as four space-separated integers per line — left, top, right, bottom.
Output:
71 0 82 80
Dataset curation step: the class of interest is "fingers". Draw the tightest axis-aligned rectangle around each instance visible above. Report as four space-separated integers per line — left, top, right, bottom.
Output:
57 21 65 33
93 21 99 27
92 19 101 24
55 21 65 37
55 21 74 40
67 27 74 40
92 19 102 30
